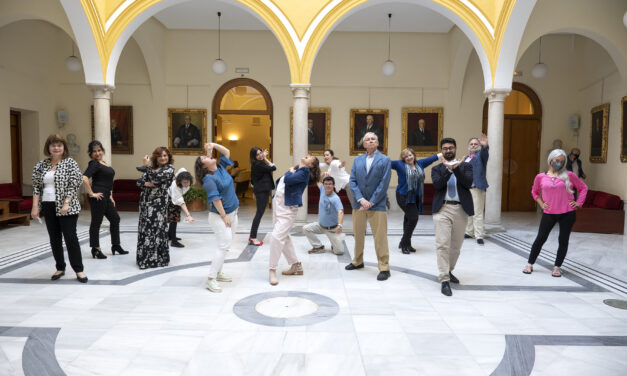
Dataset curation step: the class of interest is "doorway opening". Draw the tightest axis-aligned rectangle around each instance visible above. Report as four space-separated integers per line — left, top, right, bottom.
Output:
212 78 273 201
483 82 542 211
10 110 22 185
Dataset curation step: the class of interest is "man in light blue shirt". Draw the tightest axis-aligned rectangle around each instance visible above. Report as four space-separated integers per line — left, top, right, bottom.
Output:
303 176 345 255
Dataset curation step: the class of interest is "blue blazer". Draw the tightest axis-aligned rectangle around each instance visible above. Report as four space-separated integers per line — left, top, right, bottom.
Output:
349 151 391 211
391 153 438 213
277 166 310 207
467 146 489 190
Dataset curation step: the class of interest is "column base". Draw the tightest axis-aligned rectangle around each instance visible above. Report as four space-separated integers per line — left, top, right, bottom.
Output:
484 222 506 235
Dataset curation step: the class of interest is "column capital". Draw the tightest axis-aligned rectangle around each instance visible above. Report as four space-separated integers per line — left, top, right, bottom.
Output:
290 83 311 98
483 88 511 102
88 84 116 100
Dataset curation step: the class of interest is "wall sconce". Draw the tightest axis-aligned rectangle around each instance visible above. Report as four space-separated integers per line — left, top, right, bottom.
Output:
228 135 238 142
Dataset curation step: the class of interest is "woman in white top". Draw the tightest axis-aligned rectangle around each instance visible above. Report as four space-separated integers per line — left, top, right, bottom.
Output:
31 134 87 283
320 149 354 205
167 168 195 248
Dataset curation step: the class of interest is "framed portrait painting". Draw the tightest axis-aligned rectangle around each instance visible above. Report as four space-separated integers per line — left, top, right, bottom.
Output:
590 103 609 163
621 96 626 162
91 105 133 155
350 109 388 156
402 107 443 157
290 107 330 156
168 109 207 156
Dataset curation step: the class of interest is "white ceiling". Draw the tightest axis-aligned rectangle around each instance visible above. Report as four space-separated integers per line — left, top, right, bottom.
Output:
154 0 455 33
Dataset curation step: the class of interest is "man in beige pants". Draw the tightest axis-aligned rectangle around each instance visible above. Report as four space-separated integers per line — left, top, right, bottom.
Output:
431 138 474 296
345 133 392 281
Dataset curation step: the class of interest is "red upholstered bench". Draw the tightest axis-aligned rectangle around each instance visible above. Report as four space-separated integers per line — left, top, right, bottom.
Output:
0 183 33 212
572 190 624 234
112 179 141 211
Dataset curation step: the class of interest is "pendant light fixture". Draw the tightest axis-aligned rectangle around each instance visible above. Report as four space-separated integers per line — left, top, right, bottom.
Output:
381 13 395 76
531 37 548 79
65 42 82 72
212 11 227 75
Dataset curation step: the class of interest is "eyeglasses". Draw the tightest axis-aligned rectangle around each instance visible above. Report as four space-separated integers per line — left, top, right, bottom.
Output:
441 146 455 151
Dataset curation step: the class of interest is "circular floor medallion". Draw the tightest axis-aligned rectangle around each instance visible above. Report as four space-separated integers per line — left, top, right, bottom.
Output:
233 291 339 327
603 299 627 310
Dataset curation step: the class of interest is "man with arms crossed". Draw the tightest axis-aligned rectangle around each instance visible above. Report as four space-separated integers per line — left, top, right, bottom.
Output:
432 137 474 296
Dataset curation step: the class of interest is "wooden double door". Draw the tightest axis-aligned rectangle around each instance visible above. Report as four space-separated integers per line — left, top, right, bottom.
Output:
483 83 542 212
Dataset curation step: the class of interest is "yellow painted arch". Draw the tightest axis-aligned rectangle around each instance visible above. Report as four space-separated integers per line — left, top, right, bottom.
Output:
78 0 517 86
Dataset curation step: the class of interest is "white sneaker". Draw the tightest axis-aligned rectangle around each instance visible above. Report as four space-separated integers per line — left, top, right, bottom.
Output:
205 278 222 292
216 272 232 282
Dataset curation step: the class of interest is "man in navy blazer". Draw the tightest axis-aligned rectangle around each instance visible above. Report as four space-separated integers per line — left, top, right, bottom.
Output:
464 134 489 245
346 132 392 281
431 137 474 296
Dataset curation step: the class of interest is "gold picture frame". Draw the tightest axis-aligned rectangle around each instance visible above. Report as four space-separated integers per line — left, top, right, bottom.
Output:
91 105 133 155
290 107 331 156
621 96 626 163
168 108 207 156
350 109 388 156
401 107 444 157
590 103 609 163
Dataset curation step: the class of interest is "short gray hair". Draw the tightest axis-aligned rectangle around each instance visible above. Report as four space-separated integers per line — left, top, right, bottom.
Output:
363 132 378 141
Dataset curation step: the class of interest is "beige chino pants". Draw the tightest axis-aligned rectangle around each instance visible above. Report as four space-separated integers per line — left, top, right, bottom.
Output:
433 203 468 282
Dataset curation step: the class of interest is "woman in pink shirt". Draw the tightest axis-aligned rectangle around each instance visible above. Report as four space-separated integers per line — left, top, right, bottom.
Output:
523 149 587 277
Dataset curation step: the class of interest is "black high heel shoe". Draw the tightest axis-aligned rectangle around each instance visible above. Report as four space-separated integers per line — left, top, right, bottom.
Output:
401 246 411 255
111 245 129 255
91 247 107 259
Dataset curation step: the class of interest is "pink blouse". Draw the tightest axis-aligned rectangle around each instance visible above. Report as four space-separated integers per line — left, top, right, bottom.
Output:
531 171 588 214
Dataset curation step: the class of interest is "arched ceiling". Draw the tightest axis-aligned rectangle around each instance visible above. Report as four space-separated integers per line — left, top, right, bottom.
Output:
62 0 530 88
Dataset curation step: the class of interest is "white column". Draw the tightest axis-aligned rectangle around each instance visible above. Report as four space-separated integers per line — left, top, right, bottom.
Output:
291 84 311 223
484 88 510 233
90 85 115 165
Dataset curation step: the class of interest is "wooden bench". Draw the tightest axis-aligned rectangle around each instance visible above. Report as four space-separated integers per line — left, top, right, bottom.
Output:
0 199 30 226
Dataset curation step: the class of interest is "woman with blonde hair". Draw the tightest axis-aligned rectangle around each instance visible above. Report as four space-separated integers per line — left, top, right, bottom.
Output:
523 149 587 277
391 148 439 254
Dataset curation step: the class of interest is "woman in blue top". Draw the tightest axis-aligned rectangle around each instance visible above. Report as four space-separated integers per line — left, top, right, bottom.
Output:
194 143 239 293
268 155 320 286
391 149 440 254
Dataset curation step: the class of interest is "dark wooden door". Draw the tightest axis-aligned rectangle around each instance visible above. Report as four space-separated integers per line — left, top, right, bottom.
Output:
10 111 22 184
506 118 540 211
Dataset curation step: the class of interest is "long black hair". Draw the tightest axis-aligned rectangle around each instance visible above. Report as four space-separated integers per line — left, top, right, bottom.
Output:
249 147 263 165
87 140 105 158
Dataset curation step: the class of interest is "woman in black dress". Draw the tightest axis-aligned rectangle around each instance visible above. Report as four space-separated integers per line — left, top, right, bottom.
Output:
248 147 276 246
136 147 175 269
82 141 128 259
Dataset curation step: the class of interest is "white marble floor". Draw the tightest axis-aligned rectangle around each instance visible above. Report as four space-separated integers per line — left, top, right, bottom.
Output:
0 203 626 375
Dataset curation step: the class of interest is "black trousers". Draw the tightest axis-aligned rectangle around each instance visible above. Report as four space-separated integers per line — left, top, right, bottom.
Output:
528 211 577 267
168 222 178 241
89 193 121 248
250 190 271 239
42 202 83 272
396 192 420 247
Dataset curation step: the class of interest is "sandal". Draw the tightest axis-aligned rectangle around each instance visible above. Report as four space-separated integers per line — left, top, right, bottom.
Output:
552 267 562 277
522 265 533 274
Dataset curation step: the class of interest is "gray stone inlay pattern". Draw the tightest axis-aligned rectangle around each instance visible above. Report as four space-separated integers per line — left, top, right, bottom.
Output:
491 335 627 376
0 326 65 376
0 233 264 285
233 291 340 327
603 299 627 310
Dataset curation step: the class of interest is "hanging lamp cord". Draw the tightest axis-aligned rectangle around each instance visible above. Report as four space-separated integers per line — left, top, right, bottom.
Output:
218 12 222 60
387 13 392 60
538 37 542 63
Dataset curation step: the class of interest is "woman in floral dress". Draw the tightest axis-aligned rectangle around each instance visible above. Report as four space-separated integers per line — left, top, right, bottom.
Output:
136 147 175 269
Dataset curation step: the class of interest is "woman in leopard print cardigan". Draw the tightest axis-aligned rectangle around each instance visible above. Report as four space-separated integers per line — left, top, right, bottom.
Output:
31 134 87 283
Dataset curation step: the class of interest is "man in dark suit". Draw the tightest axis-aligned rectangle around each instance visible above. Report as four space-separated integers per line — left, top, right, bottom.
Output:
566 147 586 179
411 119 431 146
110 119 123 146
431 137 473 296
173 115 201 149
356 115 384 151
307 119 317 145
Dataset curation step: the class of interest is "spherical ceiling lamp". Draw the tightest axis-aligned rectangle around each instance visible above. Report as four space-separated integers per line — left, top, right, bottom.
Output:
381 13 395 77
531 37 547 79
212 58 227 75
531 62 548 78
623 11 627 28
65 43 82 72
382 60 395 76
211 11 227 75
